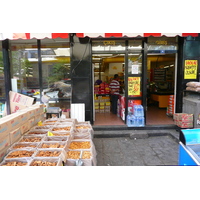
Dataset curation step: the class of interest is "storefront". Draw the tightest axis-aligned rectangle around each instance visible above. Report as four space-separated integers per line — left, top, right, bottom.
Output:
0 33 199 129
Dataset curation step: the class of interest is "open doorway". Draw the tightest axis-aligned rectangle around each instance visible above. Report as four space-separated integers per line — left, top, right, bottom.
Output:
93 53 126 126
146 53 175 125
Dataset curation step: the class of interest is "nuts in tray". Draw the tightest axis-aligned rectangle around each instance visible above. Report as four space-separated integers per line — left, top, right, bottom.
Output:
30 160 57 166
27 131 47 135
69 141 91 149
41 143 64 148
35 150 61 157
76 126 90 129
20 137 42 143
12 144 37 149
1 161 27 166
34 126 51 129
52 127 71 131
6 150 34 158
67 151 91 159
51 132 70 136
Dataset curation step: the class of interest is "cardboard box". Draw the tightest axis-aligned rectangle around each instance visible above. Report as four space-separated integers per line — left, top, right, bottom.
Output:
173 113 193 121
20 122 30 135
177 120 193 128
0 120 10 136
9 128 22 144
0 146 9 162
28 117 36 129
0 133 10 151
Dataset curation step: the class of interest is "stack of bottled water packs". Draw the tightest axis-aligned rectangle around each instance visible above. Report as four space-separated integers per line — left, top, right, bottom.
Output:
127 105 144 127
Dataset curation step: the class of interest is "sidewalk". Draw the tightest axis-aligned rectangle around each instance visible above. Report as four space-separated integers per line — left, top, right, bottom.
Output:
93 129 180 166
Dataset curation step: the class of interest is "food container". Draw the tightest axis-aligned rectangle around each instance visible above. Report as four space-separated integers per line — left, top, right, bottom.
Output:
37 141 68 151
74 129 93 139
0 158 32 166
4 149 35 160
31 125 52 130
29 157 63 166
25 129 48 136
8 142 40 152
51 125 73 132
50 131 73 137
44 136 69 142
34 149 66 161
65 150 95 166
19 135 45 143
68 139 92 150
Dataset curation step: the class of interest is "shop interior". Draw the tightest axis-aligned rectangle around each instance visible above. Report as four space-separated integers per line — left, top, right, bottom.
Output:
93 52 175 126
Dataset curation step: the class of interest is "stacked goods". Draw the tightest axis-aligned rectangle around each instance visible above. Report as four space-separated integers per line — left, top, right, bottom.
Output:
0 115 97 166
94 85 100 94
174 113 193 128
186 81 200 92
99 99 105 113
166 95 175 116
127 104 144 127
94 98 99 113
99 82 110 95
0 104 44 161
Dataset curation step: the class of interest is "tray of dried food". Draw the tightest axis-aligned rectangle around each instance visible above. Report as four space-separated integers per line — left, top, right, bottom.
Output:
4 149 35 160
37 141 68 151
51 125 73 132
50 131 73 137
8 142 40 151
34 149 66 161
68 139 92 150
19 135 45 143
29 157 63 166
25 129 48 136
0 158 32 166
65 150 96 166
31 125 52 130
73 129 93 140
43 136 69 142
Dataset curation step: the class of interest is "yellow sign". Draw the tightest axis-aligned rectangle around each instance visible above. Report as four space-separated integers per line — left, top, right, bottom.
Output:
128 77 140 95
103 41 115 45
184 60 198 79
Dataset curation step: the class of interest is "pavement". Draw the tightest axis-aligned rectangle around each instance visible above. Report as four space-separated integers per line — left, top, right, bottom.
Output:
92 129 180 166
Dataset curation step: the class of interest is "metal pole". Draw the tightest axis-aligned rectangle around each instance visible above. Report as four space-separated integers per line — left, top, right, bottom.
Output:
2 39 11 115
37 39 43 103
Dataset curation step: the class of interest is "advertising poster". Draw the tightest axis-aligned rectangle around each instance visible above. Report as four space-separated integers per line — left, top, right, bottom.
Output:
184 60 198 79
128 77 140 96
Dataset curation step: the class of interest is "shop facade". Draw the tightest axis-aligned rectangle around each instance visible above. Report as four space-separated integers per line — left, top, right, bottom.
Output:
0 33 200 128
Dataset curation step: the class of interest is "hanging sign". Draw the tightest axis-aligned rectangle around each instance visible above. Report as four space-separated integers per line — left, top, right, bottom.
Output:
128 77 140 96
184 60 198 79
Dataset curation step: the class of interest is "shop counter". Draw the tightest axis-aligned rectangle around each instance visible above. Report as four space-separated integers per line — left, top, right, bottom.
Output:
150 92 173 108
179 129 200 166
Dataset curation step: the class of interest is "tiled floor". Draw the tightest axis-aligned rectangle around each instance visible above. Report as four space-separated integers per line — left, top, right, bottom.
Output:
93 105 174 126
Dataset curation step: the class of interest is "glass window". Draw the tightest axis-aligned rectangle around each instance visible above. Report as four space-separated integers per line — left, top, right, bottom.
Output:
10 39 39 98
128 39 142 50
40 38 71 112
128 54 142 75
147 36 178 51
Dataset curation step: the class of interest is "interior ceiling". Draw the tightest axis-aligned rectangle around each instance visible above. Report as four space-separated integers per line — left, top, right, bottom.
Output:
93 54 175 71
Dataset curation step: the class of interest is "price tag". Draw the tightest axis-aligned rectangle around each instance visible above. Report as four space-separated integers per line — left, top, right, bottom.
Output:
38 121 43 126
48 131 54 136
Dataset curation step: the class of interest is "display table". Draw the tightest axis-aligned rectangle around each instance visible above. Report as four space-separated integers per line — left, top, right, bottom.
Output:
151 93 172 108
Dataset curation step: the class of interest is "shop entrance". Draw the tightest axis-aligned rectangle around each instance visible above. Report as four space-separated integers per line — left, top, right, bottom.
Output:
92 37 178 127
93 52 126 126
146 53 176 125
